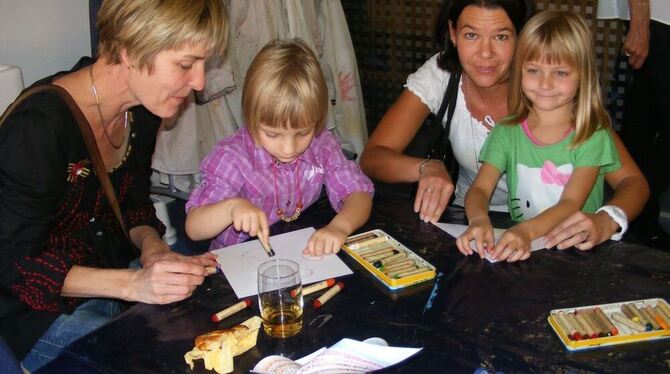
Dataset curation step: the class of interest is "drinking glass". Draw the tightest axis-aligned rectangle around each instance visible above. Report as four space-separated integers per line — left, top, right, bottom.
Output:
257 259 303 338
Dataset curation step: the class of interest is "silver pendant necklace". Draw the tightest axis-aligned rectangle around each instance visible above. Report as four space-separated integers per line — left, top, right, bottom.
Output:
89 65 128 149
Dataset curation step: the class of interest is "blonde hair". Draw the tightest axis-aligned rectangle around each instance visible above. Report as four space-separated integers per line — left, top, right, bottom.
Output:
506 10 611 147
242 38 328 134
96 0 228 72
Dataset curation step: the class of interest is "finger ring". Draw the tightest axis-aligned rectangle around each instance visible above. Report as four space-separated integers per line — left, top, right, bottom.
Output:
623 49 632 57
582 231 590 240
426 186 434 193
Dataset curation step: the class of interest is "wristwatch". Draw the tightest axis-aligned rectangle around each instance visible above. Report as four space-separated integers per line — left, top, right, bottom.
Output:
596 205 628 241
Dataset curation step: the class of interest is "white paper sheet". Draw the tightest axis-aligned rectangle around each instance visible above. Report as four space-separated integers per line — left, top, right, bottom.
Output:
433 222 546 263
252 337 422 374
212 227 353 298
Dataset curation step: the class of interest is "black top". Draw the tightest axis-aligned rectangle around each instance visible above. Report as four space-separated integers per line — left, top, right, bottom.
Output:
0 58 164 359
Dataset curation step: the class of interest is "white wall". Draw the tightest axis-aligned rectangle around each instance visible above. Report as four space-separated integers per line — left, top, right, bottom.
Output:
0 0 90 86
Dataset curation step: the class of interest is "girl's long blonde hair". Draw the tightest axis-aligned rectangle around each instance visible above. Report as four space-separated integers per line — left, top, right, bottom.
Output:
505 10 611 147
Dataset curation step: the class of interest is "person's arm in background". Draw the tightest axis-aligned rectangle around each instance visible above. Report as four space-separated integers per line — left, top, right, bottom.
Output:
360 89 453 223
544 130 649 249
623 0 650 69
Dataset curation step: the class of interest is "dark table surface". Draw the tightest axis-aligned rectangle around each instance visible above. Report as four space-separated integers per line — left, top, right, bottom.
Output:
39 193 670 373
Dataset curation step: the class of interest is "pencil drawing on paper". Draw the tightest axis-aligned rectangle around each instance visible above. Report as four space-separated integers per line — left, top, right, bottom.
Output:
241 248 266 259
302 253 323 261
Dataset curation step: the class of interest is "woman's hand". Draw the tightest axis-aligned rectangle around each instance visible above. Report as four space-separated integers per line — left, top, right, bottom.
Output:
489 224 532 262
139 234 218 270
623 2 650 69
414 160 454 223
456 217 494 257
125 261 208 304
543 211 617 250
305 224 348 256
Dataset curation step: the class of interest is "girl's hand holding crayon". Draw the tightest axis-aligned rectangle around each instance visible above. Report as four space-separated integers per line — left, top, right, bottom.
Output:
229 198 270 244
305 224 348 256
489 224 532 262
456 217 494 258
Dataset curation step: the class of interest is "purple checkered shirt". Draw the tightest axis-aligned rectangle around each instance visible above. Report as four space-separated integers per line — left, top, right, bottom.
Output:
186 128 374 249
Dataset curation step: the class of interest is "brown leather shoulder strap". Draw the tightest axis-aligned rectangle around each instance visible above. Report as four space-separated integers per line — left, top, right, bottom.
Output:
0 84 134 247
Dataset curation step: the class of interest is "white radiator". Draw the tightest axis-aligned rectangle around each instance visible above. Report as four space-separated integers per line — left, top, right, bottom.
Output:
0 65 24 114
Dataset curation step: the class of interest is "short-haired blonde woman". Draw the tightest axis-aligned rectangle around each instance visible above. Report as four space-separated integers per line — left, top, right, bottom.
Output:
186 38 374 257
0 0 228 369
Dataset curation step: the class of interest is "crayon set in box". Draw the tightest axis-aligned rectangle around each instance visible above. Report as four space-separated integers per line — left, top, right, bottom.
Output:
548 298 670 351
342 230 436 290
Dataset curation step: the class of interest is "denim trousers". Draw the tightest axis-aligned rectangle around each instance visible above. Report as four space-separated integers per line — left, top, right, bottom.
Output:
21 298 122 372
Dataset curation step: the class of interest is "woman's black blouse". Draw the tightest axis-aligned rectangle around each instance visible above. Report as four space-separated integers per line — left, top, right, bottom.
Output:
0 59 165 359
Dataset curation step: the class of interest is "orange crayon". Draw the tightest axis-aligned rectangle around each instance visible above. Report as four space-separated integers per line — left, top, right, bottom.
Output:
644 305 669 330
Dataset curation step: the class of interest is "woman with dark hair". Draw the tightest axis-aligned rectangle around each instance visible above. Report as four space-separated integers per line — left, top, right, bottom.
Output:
0 0 228 370
360 0 648 250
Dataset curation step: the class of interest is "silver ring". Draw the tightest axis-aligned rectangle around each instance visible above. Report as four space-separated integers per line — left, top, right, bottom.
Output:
623 49 632 57
426 186 434 193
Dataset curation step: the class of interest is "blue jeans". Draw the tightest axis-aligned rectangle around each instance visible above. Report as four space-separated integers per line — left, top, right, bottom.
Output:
21 298 122 372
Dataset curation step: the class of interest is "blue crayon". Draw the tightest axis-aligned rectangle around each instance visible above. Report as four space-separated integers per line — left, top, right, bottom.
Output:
422 272 444 313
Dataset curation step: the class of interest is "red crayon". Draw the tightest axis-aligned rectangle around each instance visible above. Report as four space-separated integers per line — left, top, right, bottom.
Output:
211 298 252 322
313 282 344 308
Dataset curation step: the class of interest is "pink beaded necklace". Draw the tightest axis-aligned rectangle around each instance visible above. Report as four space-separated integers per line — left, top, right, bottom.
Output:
272 160 303 222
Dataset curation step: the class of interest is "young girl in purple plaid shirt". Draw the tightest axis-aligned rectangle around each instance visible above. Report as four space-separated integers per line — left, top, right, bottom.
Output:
185 38 374 256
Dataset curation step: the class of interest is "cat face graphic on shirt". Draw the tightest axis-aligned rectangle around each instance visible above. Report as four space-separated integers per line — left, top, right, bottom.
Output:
510 161 573 220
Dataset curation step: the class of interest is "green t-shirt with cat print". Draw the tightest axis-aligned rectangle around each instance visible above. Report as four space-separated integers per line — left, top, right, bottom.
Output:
480 123 620 221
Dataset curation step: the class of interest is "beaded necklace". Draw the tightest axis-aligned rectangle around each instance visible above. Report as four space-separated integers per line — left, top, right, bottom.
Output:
272 160 303 222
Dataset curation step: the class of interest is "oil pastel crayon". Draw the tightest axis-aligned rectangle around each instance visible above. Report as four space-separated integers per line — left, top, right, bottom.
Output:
572 311 596 339
638 305 660 330
382 259 415 272
211 298 252 322
620 303 637 320
313 282 344 308
584 310 607 337
653 306 670 328
555 311 580 340
611 312 646 333
657 300 670 318
347 235 388 250
373 251 407 268
364 249 399 263
565 312 587 339
626 303 653 331
345 232 377 246
593 307 618 336
292 278 336 297
383 262 416 275
259 239 276 257
357 244 394 257
579 310 600 338
392 267 430 279
644 305 668 330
